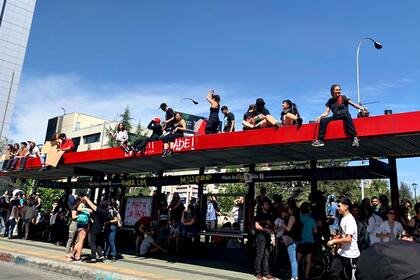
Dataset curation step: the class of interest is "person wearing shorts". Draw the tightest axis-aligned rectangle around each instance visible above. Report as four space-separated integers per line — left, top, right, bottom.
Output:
297 202 317 279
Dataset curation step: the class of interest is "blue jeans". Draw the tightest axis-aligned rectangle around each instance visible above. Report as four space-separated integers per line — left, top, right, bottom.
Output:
104 225 117 257
8 219 16 238
287 243 298 278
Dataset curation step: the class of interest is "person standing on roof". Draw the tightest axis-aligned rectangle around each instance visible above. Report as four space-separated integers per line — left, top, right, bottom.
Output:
312 84 368 148
160 103 175 133
221 105 235 133
205 90 221 134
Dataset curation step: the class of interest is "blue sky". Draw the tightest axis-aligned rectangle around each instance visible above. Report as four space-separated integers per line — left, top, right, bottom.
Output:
11 1 420 194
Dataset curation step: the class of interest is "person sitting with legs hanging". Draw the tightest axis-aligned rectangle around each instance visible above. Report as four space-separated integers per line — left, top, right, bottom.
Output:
312 84 368 147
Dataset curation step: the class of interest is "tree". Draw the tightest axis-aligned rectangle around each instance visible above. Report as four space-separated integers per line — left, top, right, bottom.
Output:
399 181 413 201
132 121 148 143
217 183 247 213
104 106 134 147
365 180 390 200
119 106 133 132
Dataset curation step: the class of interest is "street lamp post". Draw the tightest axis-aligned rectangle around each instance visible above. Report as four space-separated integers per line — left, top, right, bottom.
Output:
356 37 383 105
413 183 418 203
178 97 199 105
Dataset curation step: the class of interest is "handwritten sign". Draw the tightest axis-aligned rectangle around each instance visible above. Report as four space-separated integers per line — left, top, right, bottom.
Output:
174 137 195 151
123 197 153 226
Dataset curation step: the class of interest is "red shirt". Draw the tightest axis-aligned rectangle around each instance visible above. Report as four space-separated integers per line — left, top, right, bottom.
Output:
60 139 75 152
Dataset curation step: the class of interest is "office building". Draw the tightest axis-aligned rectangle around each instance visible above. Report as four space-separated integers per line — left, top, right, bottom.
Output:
0 0 37 138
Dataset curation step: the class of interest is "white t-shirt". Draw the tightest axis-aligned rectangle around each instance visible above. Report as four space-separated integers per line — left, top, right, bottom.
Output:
338 214 360 259
116 130 128 142
368 213 383 245
30 146 40 157
274 218 285 238
139 236 154 256
377 220 404 243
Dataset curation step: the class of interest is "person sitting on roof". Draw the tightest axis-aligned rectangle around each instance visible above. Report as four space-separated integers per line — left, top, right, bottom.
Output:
112 123 132 155
5 142 29 171
161 112 186 157
160 103 175 133
281 99 303 126
312 84 368 148
242 104 257 130
253 98 282 128
17 140 40 171
131 118 163 153
1 144 14 171
58 133 75 152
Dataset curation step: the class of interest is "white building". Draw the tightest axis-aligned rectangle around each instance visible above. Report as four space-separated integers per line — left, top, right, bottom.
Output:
0 0 36 138
45 112 119 152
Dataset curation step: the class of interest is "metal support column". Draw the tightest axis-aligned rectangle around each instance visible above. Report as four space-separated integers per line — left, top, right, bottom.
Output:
245 164 256 234
388 157 399 209
310 160 318 202
197 167 205 230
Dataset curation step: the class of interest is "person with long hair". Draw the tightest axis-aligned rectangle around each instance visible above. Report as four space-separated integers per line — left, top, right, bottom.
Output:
312 84 368 147
242 104 257 130
83 197 112 263
104 199 120 261
65 196 81 259
113 123 131 155
253 98 281 128
205 90 221 134
281 200 300 280
168 192 185 254
72 197 92 261
1 144 14 170
161 112 186 157
281 100 303 126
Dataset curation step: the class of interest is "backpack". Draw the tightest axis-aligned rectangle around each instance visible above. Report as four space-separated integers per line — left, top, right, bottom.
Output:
112 208 123 228
356 220 371 250
76 210 90 226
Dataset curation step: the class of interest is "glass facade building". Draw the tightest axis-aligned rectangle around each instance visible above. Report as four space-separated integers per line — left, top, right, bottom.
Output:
0 0 36 138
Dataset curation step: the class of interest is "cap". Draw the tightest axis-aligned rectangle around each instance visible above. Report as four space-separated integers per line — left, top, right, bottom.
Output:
154 117 161 124
27 140 36 144
256 98 265 105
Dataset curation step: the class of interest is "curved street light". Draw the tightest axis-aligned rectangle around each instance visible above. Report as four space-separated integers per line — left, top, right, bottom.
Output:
356 37 383 105
178 97 199 105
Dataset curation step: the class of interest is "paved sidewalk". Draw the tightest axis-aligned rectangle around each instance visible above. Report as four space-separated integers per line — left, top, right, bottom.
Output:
0 238 258 280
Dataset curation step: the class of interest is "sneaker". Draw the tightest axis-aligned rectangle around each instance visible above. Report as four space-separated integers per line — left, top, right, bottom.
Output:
352 137 359 147
85 258 97 263
256 275 263 280
161 149 168 157
274 121 282 128
166 150 173 157
97 257 104 262
312 140 324 147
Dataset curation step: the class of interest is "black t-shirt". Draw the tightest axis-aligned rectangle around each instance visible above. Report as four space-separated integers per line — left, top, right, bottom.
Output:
326 95 350 116
254 211 273 235
147 121 163 137
281 106 300 124
256 108 270 116
170 202 185 224
223 112 235 132
159 208 169 227
165 108 175 128
91 208 112 235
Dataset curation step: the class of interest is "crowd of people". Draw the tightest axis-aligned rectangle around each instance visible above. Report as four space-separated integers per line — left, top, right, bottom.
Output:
252 187 420 280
